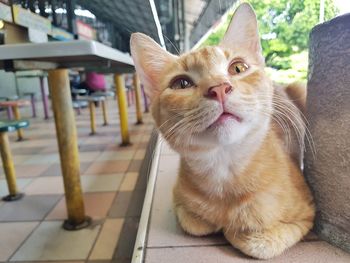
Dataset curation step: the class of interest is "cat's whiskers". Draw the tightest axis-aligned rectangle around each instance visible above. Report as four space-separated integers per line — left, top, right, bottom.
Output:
162 106 214 149
236 92 308 156
270 96 315 157
272 95 316 157
162 110 199 144
240 90 315 157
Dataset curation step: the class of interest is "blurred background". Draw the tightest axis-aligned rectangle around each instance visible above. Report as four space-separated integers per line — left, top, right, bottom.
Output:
0 0 349 88
201 0 349 83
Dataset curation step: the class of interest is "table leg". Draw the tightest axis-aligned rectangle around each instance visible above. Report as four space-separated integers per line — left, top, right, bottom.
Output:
101 100 108 126
115 74 131 146
31 94 37 118
6 107 13 120
89 101 96 135
40 76 50 119
131 89 135 105
48 69 91 230
127 89 131 107
12 106 24 141
141 84 149 113
133 74 143 124
0 132 23 201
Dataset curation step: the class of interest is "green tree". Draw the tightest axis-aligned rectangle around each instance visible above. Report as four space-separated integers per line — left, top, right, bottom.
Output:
202 0 338 70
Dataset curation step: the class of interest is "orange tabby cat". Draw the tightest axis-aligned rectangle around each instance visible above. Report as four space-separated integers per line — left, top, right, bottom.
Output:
130 3 315 259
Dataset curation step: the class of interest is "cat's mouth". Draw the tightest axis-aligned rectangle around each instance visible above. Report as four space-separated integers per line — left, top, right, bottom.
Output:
208 111 242 128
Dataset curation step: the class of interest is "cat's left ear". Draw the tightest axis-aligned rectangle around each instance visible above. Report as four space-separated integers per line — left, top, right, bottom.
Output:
220 3 263 61
130 33 176 100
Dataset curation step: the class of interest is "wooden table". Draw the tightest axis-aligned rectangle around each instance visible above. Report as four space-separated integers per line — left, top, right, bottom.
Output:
0 40 140 230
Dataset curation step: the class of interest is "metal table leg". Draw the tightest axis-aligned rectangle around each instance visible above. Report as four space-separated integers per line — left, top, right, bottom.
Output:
40 76 50 119
141 84 149 113
30 94 37 118
133 74 143 125
89 101 96 135
48 69 91 230
127 89 131 107
101 100 108 126
6 107 13 120
0 132 23 201
114 74 131 146
12 106 24 141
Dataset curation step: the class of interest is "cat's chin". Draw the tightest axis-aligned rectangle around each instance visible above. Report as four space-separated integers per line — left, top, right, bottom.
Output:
196 119 250 146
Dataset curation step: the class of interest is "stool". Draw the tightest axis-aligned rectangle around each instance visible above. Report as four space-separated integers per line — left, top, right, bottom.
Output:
0 100 31 141
72 88 87 99
77 96 105 135
0 120 29 201
92 91 115 97
91 91 115 126
0 96 19 120
72 100 88 115
0 97 12 120
22 92 37 118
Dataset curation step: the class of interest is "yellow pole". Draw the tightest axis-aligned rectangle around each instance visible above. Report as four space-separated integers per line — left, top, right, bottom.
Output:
101 100 108 126
12 106 24 141
0 132 23 201
133 74 143 124
89 101 96 135
115 74 130 146
48 69 90 230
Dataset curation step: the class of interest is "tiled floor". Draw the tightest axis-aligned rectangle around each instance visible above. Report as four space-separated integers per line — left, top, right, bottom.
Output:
141 142 350 263
0 97 154 262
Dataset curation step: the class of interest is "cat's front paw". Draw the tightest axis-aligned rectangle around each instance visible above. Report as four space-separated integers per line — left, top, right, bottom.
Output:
175 206 217 236
225 221 310 259
226 232 285 259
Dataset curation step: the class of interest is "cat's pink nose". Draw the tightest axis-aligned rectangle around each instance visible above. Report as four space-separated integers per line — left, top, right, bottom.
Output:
207 83 233 103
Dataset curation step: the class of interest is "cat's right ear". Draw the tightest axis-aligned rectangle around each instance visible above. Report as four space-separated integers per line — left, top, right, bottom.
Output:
130 33 176 99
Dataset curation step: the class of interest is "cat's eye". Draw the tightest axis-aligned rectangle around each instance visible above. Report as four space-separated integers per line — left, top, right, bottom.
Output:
228 61 249 75
170 77 194 90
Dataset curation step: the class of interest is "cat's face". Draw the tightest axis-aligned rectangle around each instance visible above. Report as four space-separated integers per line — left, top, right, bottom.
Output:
131 3 273 153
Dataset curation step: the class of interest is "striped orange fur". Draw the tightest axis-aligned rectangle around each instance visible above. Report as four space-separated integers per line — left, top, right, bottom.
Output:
130 3 315 259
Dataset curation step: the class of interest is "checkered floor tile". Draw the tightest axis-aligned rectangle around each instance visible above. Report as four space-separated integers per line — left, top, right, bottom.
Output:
0 97 154 262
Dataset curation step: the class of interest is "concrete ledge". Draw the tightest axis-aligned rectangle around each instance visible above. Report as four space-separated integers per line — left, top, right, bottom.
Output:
305 13 350 253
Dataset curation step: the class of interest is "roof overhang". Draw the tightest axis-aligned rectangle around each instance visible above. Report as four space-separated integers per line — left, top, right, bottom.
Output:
189 0 237 47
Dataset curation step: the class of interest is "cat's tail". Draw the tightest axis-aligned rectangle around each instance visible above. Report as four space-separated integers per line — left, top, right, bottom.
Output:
284 82 307 115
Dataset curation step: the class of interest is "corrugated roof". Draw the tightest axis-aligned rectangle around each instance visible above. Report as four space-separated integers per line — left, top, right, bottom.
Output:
77 0 162 44
77 0 237 51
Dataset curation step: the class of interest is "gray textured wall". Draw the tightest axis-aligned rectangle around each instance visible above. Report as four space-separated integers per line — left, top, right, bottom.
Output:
305 13 350 253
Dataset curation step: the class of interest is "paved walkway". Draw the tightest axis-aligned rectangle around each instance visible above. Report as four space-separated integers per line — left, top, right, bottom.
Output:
0 97 153 262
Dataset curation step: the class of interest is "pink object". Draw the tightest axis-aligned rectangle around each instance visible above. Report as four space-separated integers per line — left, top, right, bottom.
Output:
86 72 106 91
206 82 233 103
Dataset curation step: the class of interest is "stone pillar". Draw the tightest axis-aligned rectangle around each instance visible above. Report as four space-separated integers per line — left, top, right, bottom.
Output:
305 13 350 253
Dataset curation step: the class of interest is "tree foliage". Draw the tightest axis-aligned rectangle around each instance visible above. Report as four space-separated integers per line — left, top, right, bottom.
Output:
202 0 338 70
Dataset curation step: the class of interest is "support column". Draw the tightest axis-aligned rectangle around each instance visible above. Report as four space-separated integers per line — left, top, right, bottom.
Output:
48 69 91 230
0 132 23 201
133 74 143 124
114 74 130 146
